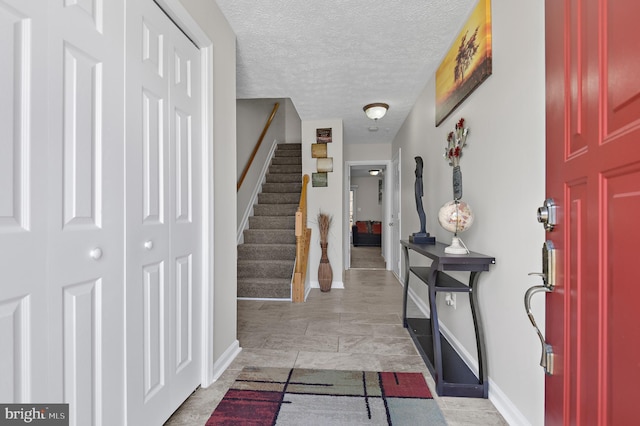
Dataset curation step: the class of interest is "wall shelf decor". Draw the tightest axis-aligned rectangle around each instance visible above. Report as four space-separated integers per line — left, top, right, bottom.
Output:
317 157 333 172
311 143 327 158
316 128 332 143
312 172 328 187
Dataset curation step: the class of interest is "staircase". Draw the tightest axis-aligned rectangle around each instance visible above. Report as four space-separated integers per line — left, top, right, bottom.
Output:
237 143 302 299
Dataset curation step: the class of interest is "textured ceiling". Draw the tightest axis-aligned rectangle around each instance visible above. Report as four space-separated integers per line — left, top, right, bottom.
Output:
215 0 476 145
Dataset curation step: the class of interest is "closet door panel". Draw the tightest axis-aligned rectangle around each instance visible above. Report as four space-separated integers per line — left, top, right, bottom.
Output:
0 0 49 404
47 1 125 424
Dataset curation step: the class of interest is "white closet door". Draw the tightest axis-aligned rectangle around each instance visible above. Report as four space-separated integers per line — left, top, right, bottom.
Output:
168 12 203 405
0 0 50 404
125 1 202 424
46 1 125 425
0 1 126 424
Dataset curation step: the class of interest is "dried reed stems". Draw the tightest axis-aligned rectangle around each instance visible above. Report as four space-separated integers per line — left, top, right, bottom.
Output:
317 212 332 244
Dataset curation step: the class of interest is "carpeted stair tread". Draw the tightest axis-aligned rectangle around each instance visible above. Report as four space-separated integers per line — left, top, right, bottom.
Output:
258 193 300 204
261 182 302 193
249 216 295 229
266 173 302 183
253 204 298 216
237 259 295 278
271 156 301 165
238 243 296 260
237 279 291 298
243 229 295 244
269 164 302 174
275 143 301 150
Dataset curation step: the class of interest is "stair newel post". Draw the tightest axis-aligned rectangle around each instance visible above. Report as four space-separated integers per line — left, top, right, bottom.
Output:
293 174 311 302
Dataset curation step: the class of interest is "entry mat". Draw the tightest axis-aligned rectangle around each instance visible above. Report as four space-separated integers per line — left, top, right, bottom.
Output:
205 366 447 425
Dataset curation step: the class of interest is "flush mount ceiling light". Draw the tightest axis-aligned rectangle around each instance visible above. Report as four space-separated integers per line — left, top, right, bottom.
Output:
363 103 389 121
369 169 381 176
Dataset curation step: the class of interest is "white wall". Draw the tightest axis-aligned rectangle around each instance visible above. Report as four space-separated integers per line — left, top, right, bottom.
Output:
352 176 383 222
302 119 344 291
178 0 239 371
392 1 546 424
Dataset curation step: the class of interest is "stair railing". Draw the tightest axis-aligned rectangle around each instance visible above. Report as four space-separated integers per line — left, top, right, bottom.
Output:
237 102 280 191
293 174 311 302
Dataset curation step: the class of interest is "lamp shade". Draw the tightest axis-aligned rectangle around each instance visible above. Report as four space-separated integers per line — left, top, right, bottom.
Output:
363 103 389 120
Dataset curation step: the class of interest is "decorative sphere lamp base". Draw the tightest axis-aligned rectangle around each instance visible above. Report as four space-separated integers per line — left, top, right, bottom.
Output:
444 236 469 254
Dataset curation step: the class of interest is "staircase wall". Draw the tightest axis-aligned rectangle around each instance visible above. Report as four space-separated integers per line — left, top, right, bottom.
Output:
237 98 302 232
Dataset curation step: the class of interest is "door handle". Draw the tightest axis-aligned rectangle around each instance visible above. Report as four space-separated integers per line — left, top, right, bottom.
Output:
524 240 557 375
524 283 554 375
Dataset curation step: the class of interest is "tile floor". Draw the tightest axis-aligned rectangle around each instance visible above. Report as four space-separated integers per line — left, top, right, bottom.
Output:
165 269 508 425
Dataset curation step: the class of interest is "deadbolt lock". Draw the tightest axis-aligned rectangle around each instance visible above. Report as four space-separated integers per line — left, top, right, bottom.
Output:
537 198 558 232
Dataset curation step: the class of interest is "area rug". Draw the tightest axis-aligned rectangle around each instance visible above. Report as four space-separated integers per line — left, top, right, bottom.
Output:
205 367 447 425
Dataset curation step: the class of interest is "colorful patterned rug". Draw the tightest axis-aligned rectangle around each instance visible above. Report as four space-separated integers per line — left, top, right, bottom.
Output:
205 367 447 425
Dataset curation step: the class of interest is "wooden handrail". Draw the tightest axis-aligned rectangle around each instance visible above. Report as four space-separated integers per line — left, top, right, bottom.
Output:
237 102 280 191
293 174 311 303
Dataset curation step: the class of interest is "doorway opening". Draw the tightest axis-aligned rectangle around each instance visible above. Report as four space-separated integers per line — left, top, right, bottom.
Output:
345 161 391 270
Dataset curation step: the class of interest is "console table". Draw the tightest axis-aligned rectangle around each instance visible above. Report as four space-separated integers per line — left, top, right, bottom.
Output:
401 240 495 398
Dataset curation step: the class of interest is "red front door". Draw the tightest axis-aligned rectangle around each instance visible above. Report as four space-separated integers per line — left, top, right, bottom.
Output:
545 0 640 424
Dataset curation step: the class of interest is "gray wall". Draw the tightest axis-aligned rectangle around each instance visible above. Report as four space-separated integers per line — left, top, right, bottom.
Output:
237 98 301 229
392 0 546 423
352 176 383 222
178 0 238 374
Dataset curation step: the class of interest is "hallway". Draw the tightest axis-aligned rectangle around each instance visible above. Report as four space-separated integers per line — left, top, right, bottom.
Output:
166 269 507 425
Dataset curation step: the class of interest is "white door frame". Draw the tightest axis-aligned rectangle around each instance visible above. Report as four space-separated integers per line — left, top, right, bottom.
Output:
391 149 401 280
153 0 215 387
344 160 393 270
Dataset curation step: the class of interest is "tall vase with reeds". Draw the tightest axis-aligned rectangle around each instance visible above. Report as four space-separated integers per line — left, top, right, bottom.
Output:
317 212 333 292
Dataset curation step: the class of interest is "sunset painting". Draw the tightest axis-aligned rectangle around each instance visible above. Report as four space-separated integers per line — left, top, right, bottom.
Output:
435 0 492 126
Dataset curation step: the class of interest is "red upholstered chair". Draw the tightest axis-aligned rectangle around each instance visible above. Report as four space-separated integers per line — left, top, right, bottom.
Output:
352 220 382 247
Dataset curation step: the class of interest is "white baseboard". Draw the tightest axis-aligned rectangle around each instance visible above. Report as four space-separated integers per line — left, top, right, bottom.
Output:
204 340 241 386
488 377 531 426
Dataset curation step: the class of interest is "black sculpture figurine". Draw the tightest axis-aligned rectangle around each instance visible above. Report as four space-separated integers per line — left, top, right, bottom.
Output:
410 156 435 244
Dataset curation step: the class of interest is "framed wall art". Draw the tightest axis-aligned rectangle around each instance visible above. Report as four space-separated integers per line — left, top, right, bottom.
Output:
312 172 328 187
316 128 332 143
435 0 492 126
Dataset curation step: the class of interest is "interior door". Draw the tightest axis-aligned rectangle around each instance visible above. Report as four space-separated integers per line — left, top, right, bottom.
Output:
0 0 50 405
545 0 640 423
126 1 202 424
